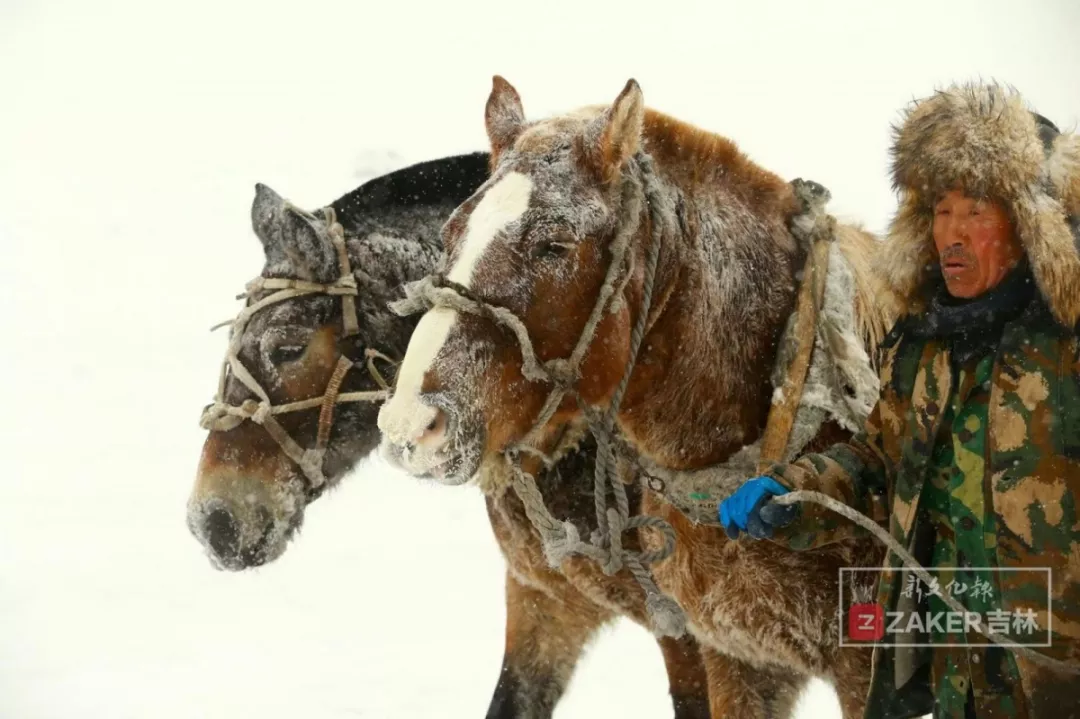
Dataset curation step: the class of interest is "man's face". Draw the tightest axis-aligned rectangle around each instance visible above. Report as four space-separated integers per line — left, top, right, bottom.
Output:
932 190 1024 299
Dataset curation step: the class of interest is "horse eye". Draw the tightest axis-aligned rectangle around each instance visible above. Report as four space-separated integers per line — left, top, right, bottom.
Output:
535 240 574 259
270 345 306 365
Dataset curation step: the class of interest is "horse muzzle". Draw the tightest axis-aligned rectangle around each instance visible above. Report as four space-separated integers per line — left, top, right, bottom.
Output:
377 395 482 485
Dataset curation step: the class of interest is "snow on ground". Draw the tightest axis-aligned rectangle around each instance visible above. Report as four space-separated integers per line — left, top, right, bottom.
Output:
1 1 1077 717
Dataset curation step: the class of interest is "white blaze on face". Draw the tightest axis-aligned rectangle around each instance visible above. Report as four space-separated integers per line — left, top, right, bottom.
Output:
446 172 534 286
377 172 533 450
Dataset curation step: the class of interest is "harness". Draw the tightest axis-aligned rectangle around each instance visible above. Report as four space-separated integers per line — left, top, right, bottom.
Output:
200 205 393 490
392 173 842 638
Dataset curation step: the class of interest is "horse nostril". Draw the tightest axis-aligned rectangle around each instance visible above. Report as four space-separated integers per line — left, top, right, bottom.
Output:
416 408 448 448
205 508 240 560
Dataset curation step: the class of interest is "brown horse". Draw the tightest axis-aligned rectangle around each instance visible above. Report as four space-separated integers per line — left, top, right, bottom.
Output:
186 154 716 718
378 79 894 718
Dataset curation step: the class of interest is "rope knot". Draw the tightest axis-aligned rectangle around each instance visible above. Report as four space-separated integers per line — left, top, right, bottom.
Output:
543 358 579 388
645 592 687 638
542 521 582 568
244 277 266 295
299 449 326 488
330 275 359 294
248 400 271 425
389 276 436 317
199 402 242 431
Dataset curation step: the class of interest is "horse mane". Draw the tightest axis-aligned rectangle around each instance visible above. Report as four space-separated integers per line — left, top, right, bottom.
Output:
640 109 798 219
330 152 490 231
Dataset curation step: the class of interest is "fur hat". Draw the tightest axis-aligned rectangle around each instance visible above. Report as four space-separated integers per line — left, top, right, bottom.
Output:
877 81 1080 329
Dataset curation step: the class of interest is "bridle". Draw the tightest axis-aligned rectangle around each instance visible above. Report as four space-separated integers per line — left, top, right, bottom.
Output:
200 205 393 490
391 154 687 637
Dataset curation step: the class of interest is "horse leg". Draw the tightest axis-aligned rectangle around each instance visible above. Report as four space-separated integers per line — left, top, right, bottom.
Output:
700 646 806 719
485 571 612 719
657 635 711 718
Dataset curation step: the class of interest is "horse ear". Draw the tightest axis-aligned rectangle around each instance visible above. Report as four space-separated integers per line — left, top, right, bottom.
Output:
485 76 526 164
250 183 337 282
578 79 645 185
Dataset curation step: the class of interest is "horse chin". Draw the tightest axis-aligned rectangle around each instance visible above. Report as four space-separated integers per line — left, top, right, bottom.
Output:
207 530 292 572
432 451 480 486
377 434 481 486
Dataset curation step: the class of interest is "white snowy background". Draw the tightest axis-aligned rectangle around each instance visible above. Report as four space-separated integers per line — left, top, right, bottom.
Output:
1 1 1078 717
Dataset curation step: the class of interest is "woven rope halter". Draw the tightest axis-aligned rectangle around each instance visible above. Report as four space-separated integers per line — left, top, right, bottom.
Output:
199 205 393 490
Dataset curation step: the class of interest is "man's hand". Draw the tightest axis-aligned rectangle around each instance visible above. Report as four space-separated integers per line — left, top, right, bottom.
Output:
718 477 799 540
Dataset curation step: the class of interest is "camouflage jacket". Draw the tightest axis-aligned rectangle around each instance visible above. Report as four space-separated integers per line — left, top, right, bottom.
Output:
763 297 1080 718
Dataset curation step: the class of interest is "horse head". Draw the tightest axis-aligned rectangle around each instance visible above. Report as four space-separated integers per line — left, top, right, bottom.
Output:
186 185 383 569
184 148 488 569
378 77 669 486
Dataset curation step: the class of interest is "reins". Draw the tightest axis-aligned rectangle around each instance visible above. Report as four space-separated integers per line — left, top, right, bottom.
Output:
200 205 395 490
771 490 1080 674
392 154 686 637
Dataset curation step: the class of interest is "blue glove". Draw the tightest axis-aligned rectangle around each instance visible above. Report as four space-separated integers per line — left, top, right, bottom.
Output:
718 476 799 540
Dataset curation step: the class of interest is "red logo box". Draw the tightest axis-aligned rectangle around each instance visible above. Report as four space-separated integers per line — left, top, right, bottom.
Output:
848 602 885 641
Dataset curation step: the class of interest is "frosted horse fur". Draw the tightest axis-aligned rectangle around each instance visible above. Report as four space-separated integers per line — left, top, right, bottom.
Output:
378 79 893 718
186 154 717 718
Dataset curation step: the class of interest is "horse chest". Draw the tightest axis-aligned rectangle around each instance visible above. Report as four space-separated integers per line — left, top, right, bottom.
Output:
640 489 846 670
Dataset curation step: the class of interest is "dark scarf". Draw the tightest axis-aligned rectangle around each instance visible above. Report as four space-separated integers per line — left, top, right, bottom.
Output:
911 259 1037 366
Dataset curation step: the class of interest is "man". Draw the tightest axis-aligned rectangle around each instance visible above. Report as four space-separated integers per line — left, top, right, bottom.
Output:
720 82 1080 718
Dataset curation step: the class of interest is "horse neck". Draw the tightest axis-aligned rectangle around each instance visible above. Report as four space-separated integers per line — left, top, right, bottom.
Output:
344 205 445 358
617 167 801 471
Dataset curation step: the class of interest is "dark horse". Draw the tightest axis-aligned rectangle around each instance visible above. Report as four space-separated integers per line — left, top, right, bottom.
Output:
186 154 715 718
378 79 894 717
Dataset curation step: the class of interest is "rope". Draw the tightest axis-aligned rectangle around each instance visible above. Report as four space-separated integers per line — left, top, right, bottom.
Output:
365 348 395 391
317 356 354 450
772 490 1080 675
509 158 685 636
392 155 686 637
